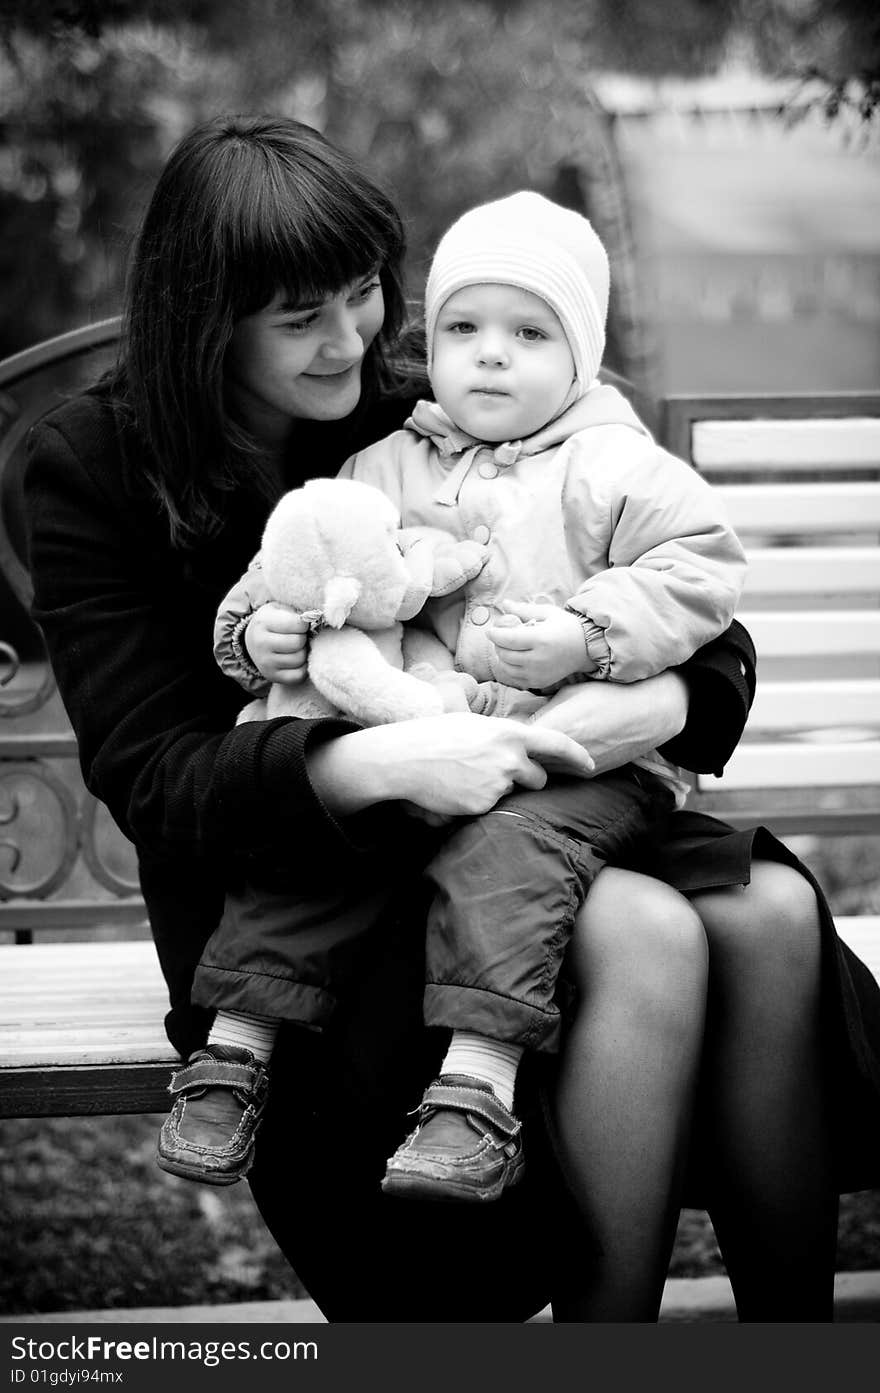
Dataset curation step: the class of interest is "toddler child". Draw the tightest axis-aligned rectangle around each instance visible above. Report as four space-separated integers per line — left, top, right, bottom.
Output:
157 192 746 1202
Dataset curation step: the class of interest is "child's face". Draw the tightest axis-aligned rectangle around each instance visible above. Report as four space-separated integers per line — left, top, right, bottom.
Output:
431 284 575 442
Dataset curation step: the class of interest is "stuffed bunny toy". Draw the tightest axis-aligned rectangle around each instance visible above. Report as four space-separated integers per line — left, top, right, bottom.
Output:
254 476 487 724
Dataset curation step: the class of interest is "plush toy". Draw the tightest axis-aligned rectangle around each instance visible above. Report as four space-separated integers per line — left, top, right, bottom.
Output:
250 476 488 726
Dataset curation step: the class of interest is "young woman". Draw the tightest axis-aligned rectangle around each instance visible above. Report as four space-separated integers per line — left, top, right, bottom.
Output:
25 114 880 1321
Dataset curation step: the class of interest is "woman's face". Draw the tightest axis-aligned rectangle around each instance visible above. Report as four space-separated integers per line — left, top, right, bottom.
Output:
226 271 385 445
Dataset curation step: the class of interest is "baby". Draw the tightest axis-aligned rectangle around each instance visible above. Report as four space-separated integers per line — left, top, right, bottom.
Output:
158 193 745 1203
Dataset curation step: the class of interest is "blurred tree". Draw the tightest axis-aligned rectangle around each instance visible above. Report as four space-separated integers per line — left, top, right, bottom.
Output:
0 0 876 375
735 0 880 124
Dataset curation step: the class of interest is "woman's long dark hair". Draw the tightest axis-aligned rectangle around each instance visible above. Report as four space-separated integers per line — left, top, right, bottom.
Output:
110 114 409 545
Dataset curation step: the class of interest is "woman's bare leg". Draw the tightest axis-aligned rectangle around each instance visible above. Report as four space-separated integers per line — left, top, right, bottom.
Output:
550 869 708 1321
692 862 838 1321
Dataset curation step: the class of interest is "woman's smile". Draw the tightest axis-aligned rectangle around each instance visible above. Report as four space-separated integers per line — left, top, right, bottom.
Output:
226 277 385 438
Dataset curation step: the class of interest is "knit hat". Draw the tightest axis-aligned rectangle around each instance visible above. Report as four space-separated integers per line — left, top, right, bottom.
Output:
424 191 610 391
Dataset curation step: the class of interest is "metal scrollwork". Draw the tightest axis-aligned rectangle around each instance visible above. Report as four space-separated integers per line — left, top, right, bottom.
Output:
0 641 19 686
79 792 140 896
0 761 79 899
0 647 57 718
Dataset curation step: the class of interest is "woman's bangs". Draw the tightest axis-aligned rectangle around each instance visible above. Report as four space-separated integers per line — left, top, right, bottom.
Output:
238 177 399 316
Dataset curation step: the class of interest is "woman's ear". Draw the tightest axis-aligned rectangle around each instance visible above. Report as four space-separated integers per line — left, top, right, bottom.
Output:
322 576 361 628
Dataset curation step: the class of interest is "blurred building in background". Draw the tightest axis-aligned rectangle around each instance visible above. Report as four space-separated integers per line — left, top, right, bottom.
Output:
599 72 880 393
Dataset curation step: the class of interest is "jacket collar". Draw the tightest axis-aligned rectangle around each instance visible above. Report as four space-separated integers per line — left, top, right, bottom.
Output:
405 385 650 505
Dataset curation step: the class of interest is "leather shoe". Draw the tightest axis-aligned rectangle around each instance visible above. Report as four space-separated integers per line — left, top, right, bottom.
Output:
381 1074 524 1203
157 1044 269 1186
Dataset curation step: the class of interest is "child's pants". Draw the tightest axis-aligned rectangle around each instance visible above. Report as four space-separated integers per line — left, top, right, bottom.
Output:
192 767 672 1050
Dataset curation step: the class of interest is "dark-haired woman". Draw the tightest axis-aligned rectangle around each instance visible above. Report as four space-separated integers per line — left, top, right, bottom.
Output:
25 115 880 1322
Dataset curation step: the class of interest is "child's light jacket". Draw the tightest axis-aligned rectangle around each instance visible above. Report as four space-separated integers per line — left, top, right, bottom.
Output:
338 383 746 686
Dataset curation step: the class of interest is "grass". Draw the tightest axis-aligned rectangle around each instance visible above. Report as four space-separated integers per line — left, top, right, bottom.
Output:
2 832 878 1317
1 1114 305 1315
2 1117 879 1316
1 1112 879 1314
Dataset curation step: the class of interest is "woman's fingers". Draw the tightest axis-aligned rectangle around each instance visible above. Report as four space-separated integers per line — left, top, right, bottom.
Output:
514 757 550 791
524 725 595 777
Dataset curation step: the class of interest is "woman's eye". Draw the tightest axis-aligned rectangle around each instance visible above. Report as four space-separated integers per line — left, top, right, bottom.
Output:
352 279 381 303
284 314 318 334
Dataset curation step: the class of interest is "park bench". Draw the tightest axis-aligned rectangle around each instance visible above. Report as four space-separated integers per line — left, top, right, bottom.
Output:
0 320 878 1125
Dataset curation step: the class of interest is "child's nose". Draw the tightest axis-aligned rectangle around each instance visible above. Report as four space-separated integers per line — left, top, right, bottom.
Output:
476 334 508 367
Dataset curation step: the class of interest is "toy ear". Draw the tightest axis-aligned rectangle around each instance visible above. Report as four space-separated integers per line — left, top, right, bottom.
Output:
322 576 361 628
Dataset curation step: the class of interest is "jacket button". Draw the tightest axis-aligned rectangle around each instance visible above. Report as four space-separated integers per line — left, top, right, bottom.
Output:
471 605 491 626
472 524 491 544
478 461 499 479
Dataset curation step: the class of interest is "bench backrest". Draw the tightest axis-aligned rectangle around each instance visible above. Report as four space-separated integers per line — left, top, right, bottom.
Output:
663 393 880 834
0 319 146 946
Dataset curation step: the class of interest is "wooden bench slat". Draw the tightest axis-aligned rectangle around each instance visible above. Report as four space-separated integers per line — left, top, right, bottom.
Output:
6 1031 173 1067
692 418 880 471
701 741 880 790
743 547 880 595
739 610 880 657
0 943 173 1072
0 1065 173 1119
0 901 147 931
749 680 880 733
716 482 880 533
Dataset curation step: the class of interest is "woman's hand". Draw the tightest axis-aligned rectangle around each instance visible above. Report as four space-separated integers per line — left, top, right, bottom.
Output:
244 603 309 683
306 712 595 818
529 670 689 776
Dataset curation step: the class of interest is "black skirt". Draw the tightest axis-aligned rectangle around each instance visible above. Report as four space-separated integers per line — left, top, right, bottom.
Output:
634 811 880 1196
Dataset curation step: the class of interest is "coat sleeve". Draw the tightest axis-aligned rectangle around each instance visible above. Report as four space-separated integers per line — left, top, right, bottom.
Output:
660 619 756 776
213 555 273 695
24 418 370 873
564 443 747 683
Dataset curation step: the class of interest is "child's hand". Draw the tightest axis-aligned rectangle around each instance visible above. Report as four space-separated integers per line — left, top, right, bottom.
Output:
487 601 590 690
245 602 310 683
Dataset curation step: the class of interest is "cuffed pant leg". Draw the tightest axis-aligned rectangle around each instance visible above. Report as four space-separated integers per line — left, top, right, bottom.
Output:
192 877 397 1027
423 771 665 1051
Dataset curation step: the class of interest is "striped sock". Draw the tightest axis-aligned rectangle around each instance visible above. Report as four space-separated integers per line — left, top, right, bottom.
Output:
208 1009 279 1065
440 1031 523 1112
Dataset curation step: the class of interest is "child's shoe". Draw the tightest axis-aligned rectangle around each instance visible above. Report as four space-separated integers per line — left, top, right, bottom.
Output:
156 1044 269 1185
381 1074 524 1203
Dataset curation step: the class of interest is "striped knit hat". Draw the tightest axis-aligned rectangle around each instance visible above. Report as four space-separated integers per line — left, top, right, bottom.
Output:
424 191 610 391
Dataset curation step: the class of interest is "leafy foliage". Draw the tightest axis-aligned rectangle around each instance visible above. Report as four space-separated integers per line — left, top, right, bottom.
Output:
0 0 876 362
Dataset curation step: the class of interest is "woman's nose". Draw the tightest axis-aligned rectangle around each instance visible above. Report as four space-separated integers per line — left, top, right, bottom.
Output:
320 307 362 360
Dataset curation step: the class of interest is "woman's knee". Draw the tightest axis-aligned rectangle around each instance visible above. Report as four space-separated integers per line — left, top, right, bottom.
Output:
694 860 822 988
570 868 708 1003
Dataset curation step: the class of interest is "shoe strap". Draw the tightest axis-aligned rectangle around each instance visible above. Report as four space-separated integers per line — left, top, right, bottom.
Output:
168 1057 268 1101
420 1079 521 1139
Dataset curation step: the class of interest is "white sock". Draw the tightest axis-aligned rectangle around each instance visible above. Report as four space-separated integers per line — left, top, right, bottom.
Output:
440 1031 523 1111
208 1009 279 1064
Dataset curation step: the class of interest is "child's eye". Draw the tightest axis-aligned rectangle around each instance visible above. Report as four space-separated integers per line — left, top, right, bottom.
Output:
446 321 475 335
519 326 546 342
